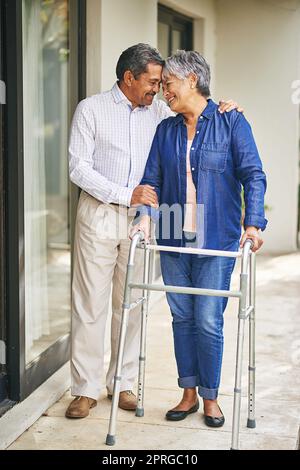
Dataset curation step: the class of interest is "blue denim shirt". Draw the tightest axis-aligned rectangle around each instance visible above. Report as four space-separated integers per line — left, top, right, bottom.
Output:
136 99 267 250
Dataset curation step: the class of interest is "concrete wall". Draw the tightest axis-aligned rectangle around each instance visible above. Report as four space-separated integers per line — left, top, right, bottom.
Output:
215 0 300 253
90 0 217 93
99 0 157 91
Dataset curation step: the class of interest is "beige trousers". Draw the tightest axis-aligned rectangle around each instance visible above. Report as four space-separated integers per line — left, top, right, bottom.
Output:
71 191 143 399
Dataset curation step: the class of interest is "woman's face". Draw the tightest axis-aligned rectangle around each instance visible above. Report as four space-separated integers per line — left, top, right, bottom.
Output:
162 74 194 113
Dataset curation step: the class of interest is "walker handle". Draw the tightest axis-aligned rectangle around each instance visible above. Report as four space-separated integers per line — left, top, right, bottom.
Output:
241 238 254 272
244 238 254 249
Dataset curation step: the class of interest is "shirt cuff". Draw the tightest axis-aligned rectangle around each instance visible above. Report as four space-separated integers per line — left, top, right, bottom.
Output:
118 187 134 207
244 214 268 231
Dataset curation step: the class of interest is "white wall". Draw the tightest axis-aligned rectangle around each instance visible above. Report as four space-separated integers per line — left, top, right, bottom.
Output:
100 0 158 91
95 0 217 93
215 0 300 253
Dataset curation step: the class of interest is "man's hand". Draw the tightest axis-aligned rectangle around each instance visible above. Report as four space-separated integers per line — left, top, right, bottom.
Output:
129 215 151 242
240 226 263 252
218 99 244 114
130 185 158 208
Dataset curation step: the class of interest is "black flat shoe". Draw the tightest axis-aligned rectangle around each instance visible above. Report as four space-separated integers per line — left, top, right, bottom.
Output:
165 400 199 421
204 406 225 428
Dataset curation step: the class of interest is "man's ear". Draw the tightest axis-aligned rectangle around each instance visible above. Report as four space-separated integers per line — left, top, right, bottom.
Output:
123 70 134 87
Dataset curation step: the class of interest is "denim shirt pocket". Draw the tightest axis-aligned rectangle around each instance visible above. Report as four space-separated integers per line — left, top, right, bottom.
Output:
200 142 229 173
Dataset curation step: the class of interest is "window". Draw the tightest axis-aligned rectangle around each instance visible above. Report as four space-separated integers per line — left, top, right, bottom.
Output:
22 0 71 364
158 4 193 58
4 0 85 402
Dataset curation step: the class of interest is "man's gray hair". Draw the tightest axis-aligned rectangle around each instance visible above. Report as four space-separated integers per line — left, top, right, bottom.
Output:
116 43 164 81
163 50 211 97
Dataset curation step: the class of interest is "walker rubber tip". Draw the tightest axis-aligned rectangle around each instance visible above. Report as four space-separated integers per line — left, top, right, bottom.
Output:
135 408 144 417
247 418 256 429
106 434 116 446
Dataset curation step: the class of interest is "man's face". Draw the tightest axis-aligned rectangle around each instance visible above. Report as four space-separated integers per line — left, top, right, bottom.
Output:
130 63 162 106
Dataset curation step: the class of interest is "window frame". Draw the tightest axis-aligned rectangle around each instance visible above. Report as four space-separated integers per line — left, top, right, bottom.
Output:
158 4 193 56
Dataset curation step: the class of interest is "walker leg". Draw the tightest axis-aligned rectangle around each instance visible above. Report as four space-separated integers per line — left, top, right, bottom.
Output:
231 271 248 450
136 248 151 418
106 262 135 446
106 307 130 445
247 253 256 429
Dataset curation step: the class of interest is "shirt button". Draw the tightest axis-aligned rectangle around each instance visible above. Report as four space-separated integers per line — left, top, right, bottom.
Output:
191 147 194 150
196 131 199 134
192 167 195 171
200 116 203 120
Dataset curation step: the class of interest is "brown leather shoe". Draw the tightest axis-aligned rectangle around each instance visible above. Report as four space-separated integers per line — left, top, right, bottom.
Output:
107 390 137 411
65 396 97 419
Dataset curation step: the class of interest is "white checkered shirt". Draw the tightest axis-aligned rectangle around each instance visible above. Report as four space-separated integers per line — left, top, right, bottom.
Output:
69 82 173 206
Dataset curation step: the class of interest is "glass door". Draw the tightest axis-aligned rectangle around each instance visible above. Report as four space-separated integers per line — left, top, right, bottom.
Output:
5 0 85 401
22 0 71 365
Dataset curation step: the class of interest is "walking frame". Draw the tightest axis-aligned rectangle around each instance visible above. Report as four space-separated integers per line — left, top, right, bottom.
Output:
106 231 256 450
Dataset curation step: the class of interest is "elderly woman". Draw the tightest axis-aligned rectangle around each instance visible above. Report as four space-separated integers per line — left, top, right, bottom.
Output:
131 50 267 427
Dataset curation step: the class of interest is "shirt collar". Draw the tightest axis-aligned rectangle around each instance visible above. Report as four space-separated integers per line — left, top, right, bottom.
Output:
111 82 132 105
174 98 218 126
111 82 150 111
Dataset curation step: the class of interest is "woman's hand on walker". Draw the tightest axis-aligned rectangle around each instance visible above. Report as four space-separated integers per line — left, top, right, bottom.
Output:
240 226 263 252
129 215 151 242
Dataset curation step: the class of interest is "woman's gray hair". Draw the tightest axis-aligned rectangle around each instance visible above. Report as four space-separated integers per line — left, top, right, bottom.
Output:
163 50 211 97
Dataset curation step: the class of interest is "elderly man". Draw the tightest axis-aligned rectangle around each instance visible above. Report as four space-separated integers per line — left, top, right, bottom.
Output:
66 43 242 419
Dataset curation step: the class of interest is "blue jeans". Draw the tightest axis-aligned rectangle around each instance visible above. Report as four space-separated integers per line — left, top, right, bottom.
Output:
160 242 237 400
